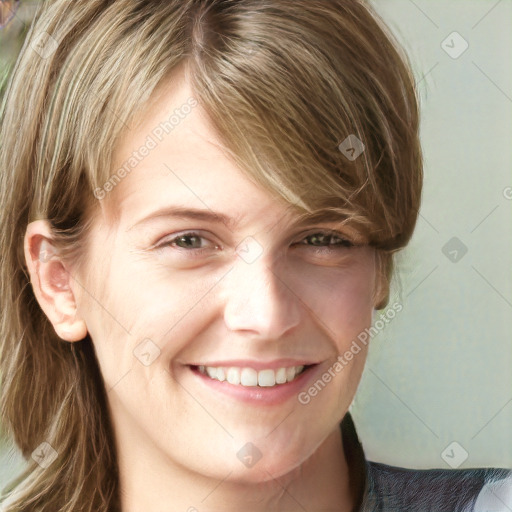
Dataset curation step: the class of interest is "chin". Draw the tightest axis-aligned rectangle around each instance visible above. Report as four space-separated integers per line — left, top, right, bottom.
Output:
240 437 316 482
179 437 311 486
225 454 306 486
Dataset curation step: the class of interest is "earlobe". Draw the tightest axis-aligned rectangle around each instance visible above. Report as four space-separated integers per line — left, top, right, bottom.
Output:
372 251 390 311
372 269 383 310
373 273 390 311
24 220 88 342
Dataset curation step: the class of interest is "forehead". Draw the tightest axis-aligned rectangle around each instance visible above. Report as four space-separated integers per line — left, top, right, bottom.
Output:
104 71 298 232
98 69 361 241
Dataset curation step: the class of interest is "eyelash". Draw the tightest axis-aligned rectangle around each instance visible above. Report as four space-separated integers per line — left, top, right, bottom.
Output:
156 230 354 255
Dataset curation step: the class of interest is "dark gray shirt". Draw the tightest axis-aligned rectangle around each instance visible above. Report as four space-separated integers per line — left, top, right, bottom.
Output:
340 412 512 511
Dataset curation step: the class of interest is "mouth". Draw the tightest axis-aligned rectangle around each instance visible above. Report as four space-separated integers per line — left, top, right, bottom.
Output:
186 360 322 405
191 363 314 388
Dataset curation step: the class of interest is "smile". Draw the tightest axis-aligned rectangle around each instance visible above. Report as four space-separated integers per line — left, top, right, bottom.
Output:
196 364 309 387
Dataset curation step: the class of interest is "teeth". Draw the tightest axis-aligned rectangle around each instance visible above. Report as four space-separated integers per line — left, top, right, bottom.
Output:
241 368 258 386
275 367 287 384
216 367 226 382
258 369 275 387
198 365 307 387
226 367 241 385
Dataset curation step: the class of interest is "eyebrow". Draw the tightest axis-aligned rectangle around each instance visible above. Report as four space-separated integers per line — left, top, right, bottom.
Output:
126 205 351 233
127 207 241 232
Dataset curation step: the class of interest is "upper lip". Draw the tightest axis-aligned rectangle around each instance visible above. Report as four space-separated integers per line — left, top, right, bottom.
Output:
188 359 320 371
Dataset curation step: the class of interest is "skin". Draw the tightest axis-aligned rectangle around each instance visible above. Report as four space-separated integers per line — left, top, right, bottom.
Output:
24 66 386 512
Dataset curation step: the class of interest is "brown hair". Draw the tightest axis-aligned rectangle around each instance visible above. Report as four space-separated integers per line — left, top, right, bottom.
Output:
0 0 422 509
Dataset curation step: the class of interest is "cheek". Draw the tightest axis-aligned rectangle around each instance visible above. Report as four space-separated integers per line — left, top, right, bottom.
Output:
77 252 226 383
332 275 375 342
290 259 376 346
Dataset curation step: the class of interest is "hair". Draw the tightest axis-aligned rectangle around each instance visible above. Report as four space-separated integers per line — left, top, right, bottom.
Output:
0 0 422 510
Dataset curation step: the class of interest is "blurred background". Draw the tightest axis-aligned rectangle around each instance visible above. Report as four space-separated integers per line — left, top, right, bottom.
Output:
0 0 42 487
1 0 511 490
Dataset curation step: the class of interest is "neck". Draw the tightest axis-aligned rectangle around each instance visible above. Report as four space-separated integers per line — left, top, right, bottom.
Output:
117 424 355 512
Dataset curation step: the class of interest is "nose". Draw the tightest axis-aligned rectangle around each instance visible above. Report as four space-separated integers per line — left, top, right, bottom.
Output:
221 254 301 340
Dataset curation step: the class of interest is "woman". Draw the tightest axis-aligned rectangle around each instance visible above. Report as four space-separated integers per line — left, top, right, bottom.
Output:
0 0 510 511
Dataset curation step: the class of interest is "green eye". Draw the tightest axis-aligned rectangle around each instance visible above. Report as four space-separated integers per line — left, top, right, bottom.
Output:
173 234 204 249
158 232 215 252
299 232 354 249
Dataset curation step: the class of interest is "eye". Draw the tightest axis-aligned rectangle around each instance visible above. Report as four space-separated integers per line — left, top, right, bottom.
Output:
154 229 355 258
156 232 219 253
295 230 354 250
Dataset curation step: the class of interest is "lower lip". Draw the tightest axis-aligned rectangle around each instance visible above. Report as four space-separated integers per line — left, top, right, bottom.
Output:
188 364 321 405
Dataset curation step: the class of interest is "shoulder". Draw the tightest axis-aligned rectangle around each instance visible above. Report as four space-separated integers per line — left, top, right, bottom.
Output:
363 460 512 512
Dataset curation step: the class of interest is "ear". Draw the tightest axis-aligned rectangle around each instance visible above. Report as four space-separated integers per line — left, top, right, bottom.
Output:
24 219 88 342
373 277 389 311
372 251 390 310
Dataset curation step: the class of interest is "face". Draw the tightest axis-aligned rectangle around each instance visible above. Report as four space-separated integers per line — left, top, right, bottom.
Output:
62 71 382 483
